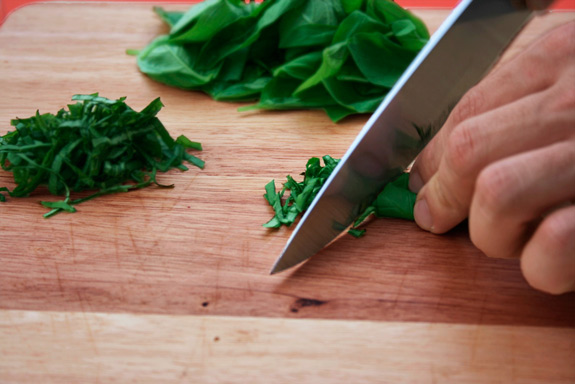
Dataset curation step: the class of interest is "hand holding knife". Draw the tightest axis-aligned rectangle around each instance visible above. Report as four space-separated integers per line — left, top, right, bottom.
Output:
271 0 557 275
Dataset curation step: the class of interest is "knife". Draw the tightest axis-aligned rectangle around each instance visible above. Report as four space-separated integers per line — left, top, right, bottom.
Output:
270 0 550 274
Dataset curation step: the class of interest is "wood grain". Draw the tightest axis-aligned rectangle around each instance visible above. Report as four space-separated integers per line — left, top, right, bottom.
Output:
1 309 574 384
0 3 574 328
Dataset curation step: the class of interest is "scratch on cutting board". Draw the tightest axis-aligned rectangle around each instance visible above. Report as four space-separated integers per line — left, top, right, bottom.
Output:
127 227 139 254
113 219 121 269
244 280 254 302
178 365 190 382
214 258 222 306
392 269 409 308
63 312 73 334
68 221 77 264
510 329 519 382
432 285 446 314
118 283 128 304
179 317 210 381
48 312 57 335
126 223 176 282
158 242 176 282
468 294 490 365
75 291 100 356
163 169 201 213
469 324 483 365
477 292 488 325
127 228 149 279
53 262 65 296
32 247 51 285
241 238 251 269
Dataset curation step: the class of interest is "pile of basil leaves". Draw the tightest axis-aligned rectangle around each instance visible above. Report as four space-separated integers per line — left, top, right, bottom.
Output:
134 0 429 122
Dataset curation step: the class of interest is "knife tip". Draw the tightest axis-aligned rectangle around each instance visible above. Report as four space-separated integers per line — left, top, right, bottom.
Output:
269 254 299 275
269 261 287 275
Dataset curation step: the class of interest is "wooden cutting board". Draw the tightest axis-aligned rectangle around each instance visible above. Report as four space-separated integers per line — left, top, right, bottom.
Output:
0 3 574 383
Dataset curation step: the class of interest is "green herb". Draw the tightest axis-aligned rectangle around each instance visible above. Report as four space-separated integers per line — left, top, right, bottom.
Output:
263 155 339 228
263 156 416 236
350 172 416 236
0 94 204 218
132 0 429 122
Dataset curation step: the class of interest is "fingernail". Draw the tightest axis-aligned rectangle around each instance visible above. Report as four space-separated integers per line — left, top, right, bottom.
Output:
409 170 424 193
414 198 433 231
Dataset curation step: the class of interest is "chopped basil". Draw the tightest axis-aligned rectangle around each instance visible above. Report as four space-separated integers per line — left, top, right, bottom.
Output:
264 155 416 236
0 94 204 218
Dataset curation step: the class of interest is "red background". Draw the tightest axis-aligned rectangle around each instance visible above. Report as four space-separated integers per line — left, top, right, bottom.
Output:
1 0 574 24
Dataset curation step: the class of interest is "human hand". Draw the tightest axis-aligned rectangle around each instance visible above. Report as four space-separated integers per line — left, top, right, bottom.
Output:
409 21 575 294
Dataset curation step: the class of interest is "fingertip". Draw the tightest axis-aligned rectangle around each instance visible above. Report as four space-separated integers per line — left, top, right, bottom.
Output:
414 197 433 232
520 206 575 295
521 255 575 295
414 172 469 234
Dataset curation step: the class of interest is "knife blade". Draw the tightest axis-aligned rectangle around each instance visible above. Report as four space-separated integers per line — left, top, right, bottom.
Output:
270 0 545 274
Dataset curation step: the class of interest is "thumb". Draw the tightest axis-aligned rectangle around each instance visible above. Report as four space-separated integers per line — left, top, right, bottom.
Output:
413 167 472 234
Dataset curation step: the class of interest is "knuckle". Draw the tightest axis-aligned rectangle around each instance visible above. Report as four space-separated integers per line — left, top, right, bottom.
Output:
474 164 514 217
534 22 575 68
563 82 575 113
428 171 468 216
432 177 459 211
450 87 486 125
534 75 575 137
519 22 575 83
549 78 575 117
544 21 575 55
444 123 478 177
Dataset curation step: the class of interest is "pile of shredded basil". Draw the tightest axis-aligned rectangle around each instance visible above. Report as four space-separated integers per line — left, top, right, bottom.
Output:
133 0 429 122
263 155 416 237
0 94 204 218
